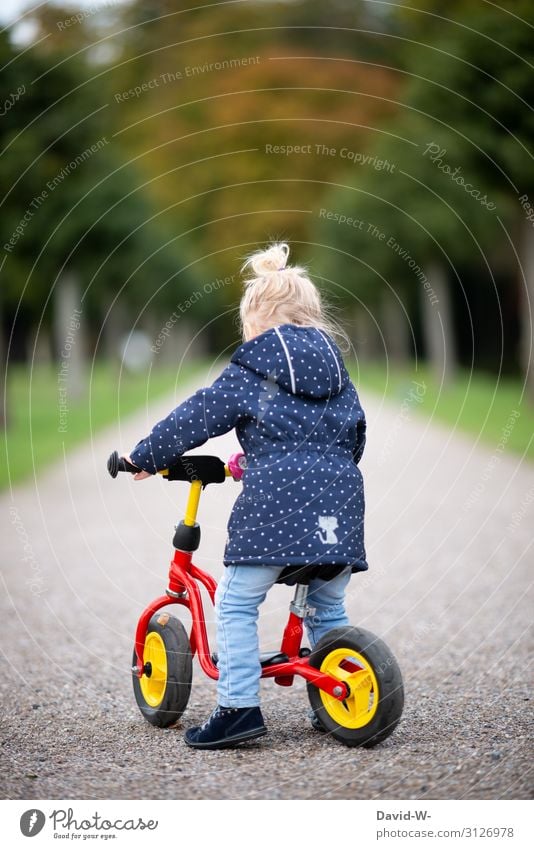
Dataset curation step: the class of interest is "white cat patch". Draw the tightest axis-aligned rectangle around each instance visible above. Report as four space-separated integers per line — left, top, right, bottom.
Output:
315 516 339 544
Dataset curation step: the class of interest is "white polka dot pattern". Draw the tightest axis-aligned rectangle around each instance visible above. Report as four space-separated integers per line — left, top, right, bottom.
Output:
130 324 368 573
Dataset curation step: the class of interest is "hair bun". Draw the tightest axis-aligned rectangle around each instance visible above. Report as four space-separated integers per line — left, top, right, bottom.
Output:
243 242 290 277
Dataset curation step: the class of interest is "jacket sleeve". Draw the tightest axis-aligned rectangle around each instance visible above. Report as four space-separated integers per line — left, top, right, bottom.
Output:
129 363 248 474
352 414 366 466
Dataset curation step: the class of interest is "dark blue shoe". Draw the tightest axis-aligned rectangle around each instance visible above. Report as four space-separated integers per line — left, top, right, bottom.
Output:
184 706 267 750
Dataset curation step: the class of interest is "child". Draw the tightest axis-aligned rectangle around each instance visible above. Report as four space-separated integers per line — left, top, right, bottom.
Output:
124 242 367 749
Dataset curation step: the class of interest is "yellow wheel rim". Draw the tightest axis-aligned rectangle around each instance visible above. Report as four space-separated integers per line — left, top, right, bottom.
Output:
139 632 168 708
319 648 379 729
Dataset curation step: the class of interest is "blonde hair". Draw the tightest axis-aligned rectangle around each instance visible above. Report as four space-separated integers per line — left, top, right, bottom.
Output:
239 242 348 348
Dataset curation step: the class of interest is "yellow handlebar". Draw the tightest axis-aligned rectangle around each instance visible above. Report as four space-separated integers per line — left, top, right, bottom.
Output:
162 465 233 527
184 479 203 527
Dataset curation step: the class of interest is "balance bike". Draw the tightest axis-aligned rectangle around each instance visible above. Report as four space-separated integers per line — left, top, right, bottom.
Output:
107 450 404 747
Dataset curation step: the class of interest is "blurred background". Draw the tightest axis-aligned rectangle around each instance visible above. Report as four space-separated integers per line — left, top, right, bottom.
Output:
1 0 533 486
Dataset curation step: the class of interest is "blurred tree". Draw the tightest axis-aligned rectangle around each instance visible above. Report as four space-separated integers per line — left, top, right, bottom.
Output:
390 0 534 395
0 25 194 425
100 0 401 323
6 0 531 392
316 0 532 388
315 114 512 382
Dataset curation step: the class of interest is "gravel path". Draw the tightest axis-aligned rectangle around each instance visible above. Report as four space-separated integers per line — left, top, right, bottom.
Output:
1 372 532 800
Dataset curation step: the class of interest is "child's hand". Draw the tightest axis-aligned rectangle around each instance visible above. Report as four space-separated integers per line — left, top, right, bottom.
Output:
121 455 152 481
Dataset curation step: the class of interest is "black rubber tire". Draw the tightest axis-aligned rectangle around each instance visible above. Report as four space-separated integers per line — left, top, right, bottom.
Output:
307 626 404 748
132 612 192 728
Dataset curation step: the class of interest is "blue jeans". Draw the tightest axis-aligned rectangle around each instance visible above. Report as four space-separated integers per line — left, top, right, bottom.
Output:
215 564 352 708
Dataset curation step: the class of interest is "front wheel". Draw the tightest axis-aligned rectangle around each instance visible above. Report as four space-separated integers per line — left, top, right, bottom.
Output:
132 612 192 728
307 626 404 747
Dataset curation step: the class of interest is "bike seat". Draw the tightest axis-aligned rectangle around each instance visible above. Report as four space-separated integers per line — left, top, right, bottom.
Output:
275 564 347 586
165 455 227 486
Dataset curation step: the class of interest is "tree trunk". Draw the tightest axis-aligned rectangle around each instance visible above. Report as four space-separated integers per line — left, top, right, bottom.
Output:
421 262 457 384
518 217 534 404
53 272 85 403
32 326 52 364
351 307 383 362
381 292 411 366
102 299 129 376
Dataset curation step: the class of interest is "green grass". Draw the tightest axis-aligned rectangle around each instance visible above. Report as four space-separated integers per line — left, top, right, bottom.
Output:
1 361 205 490
352 362 534 461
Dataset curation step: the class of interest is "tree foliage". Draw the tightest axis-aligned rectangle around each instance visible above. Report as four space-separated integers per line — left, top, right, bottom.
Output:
313 0 532 376
0 26 193 339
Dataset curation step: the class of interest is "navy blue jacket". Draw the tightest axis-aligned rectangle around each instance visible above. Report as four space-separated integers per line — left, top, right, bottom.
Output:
130 324 367 572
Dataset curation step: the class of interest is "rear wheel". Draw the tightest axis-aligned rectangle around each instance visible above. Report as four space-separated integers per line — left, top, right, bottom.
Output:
307 626 404 747
132 612 192 728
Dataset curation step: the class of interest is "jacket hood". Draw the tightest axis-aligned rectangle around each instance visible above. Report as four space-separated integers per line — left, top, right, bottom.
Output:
231 324 349 399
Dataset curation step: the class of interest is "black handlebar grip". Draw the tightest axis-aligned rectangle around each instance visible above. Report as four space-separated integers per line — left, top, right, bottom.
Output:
107 450 139 478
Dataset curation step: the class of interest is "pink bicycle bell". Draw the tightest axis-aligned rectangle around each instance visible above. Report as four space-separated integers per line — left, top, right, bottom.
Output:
228 452 247 481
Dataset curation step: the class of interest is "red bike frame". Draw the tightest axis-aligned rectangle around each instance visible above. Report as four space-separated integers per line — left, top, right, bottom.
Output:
133 548 350 702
